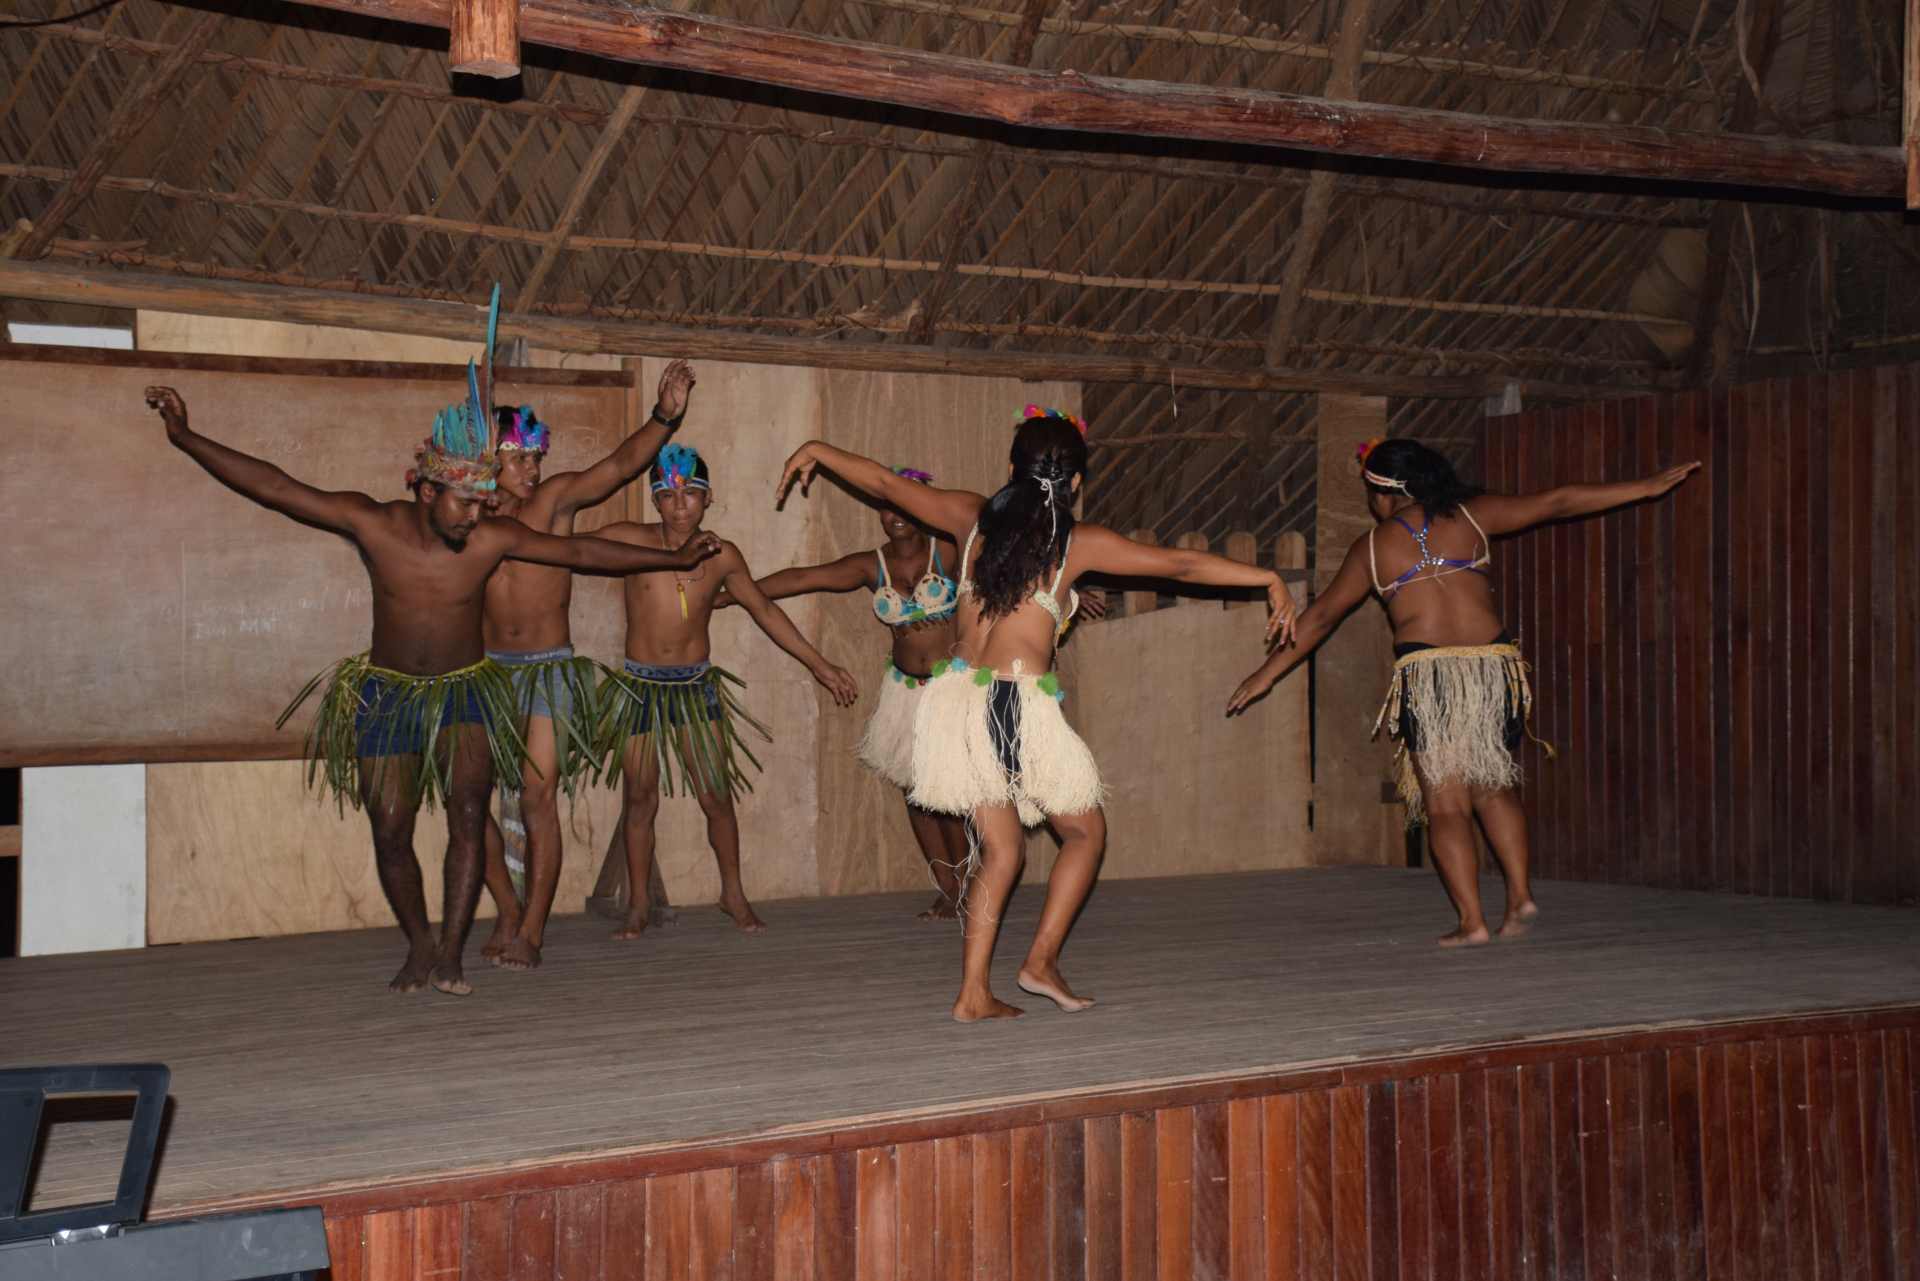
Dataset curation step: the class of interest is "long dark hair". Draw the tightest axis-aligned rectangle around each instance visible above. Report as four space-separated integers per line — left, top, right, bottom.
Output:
1362 439 1479 520
972 415 1088 620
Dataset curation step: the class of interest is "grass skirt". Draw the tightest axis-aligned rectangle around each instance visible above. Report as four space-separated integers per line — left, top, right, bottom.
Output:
855 661 928 791
592 663 769 800
1372 642 1548 827
492 650 610 797
276 653 528 813
907 659 1104 828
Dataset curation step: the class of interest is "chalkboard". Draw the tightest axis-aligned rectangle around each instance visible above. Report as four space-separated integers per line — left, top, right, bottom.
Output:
2 350 634 765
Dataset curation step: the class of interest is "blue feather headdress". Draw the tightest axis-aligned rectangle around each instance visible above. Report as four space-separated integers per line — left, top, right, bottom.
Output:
651 441 709 493
409 284 503 494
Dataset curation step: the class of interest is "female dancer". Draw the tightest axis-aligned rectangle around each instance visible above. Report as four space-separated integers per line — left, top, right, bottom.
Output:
778 409 1295 1021
1228 438 1698 946
722 467 971 919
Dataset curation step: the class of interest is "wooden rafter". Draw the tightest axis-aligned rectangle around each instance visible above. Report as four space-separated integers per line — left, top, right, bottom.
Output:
1908 0 1920 207
32 22 1711 231
15 9 223 261
277 0 1903 198
0 258 1628 399
1263 0 1376 371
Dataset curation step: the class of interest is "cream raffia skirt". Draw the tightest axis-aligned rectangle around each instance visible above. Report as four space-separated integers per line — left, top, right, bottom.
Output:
907 659 1104 829
1371 641 1551 827
856 660 929 791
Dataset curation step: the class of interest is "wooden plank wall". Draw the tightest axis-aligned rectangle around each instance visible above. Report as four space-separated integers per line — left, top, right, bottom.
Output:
296 1012 1920 1281
1483 365 1920 905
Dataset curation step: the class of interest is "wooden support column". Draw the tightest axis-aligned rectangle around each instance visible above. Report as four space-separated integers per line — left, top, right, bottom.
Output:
1685 0 1781 383
1262 0 1376 370
16 10 221 261
1312 394 1400 866
451 0 521 78
1907 0 1920 207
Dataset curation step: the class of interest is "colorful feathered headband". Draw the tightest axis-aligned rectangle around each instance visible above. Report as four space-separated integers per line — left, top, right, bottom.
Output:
409 283 503 495
498 405 549 455
1022 404 1087 437
892 466 934 484
651 441 709 492
1355 436 1408 492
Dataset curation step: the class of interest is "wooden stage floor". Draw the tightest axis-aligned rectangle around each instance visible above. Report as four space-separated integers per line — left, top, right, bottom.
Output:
6 867 1918 1214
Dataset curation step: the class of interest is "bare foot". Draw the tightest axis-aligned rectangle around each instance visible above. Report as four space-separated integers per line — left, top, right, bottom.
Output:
1016 965 1096 1012
917 894 958 921
952 992 1024 1022
718 893 767 933
428 962 472 996
612 908 649 941
388 949 434 994
481 911 520 965
1498 901 1538 939
496 935 542 971
1438 925 1493 948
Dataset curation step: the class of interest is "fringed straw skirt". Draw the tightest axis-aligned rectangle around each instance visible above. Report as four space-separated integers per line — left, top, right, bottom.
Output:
907 658 1104 829
855 661 930 791
1372 641 1551 827
276 653 529 813
485 645 609 796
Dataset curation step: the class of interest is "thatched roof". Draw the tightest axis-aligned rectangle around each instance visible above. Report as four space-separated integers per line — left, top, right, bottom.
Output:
1 0 1909 541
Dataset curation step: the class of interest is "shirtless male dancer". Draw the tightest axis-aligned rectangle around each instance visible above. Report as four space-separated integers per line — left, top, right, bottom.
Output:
592 443 860 937
146 386 718 995
478 359 696 971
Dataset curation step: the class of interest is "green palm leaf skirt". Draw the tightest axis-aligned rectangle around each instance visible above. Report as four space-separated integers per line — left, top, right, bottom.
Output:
276 653 530 813
486 649 610 798
593 661 770 801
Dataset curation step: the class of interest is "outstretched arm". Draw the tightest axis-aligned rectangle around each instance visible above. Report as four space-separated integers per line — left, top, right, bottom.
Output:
717 551 873 608
1469 461 1699 537
1074 525 1297 646
1225 536 1374 714
720 548 861 707
776 441 982 543
147 386 377 535
543 359 696 515
493 519 720 575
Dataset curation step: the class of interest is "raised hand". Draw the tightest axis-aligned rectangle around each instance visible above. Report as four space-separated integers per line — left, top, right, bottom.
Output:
675 531 724 569
1643 460 1701 499
775 443 820 508
813 662 861 708
145 385 189 438
656 359 696 422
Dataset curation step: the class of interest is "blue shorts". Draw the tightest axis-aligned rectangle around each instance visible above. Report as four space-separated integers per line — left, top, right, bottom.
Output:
622 659 723 732
487 645 579 723
353 673 486 759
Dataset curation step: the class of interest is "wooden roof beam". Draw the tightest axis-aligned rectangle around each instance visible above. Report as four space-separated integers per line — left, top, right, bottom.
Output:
3 257 1621 401
277 0 1903 198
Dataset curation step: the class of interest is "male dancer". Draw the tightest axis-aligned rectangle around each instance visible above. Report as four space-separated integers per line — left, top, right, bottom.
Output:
478 360 695 971
592 443 859 936
146 386 718 995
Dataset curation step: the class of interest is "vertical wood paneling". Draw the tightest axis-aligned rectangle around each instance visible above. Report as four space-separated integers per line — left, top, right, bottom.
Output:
894 1144 933 1281
855 1147 897 1281
935 1136 975 1281
1226 1099 1265 1281
318 1021 1920 1281
1157 1108 1197 1281
1484 362 1915 905
1264 1094 1299 1281
975 1131 1014 1281
1010 1126 1048 1281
